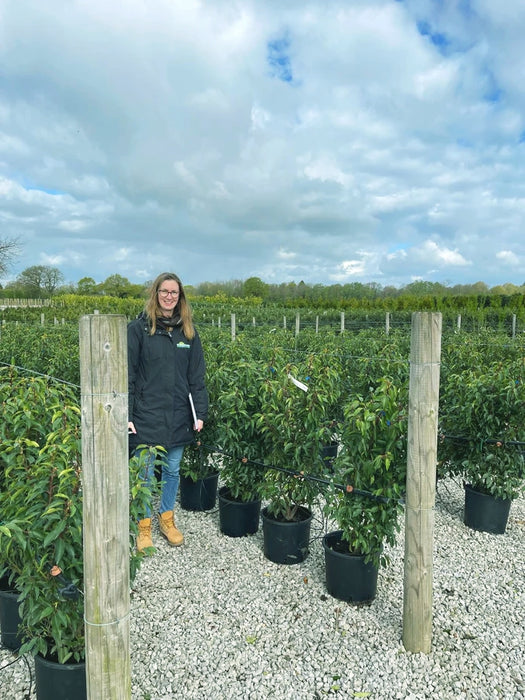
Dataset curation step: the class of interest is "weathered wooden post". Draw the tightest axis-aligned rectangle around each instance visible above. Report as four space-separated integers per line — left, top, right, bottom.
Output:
340 312 345 333
295 313 300 336
80 314 131 699
231 313 236 342
402 312 442 654
385 312 390 335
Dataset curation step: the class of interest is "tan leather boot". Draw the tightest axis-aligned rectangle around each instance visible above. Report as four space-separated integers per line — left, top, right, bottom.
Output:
158 510 184 546
137 518 153 552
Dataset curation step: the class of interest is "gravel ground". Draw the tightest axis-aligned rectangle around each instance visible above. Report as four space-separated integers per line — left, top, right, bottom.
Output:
1 477 524 700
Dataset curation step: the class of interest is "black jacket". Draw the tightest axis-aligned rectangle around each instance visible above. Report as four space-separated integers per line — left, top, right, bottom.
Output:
127 314 208 450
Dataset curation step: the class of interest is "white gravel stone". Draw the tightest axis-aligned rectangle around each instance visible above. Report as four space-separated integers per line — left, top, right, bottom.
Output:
1 478 524 699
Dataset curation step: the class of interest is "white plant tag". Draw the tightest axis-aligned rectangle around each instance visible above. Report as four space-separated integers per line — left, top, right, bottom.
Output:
288 372 308 392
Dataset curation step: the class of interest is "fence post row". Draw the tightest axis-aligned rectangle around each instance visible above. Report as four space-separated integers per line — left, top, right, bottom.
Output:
80 314 131 699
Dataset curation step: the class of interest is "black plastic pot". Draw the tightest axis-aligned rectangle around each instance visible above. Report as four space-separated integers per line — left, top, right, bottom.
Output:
464 483 512 534
179 471 219 511
0 586 22 650
34 654 86 700
323 530 379 603
261 506 312 564
320 442 338 472
218 487 261 537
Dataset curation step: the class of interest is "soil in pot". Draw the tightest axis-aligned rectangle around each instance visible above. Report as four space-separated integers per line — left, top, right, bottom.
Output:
218 486 261 537
323 530 379 604
261 506 312 565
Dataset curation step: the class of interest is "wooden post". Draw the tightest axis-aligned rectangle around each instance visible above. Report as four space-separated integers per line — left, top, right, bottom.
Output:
295 313 300 337
402 312 442 654
340 312 345 333
457 314 461 331
231 313 236 342
283 315 287 330
315 316 319 333
386 312 390 335
512 314 516 339
80 314 131 699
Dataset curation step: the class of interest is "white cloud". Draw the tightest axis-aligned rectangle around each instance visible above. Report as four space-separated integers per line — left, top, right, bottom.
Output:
277 248 296 260
58 220 89 232
0 0 524 288
496 250 520 266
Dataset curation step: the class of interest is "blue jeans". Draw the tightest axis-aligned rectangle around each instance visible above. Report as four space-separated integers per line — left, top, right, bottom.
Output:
137 446 184 517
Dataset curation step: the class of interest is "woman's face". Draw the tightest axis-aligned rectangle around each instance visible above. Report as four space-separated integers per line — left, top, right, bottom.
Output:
157 279 180 316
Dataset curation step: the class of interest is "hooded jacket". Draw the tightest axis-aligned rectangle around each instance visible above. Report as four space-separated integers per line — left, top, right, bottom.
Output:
127 313 208 450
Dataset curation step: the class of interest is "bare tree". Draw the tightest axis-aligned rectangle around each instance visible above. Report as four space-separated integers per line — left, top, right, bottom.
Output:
0 236 21 277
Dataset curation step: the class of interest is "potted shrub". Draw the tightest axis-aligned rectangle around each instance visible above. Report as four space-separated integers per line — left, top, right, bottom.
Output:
179 439 219 511
214 354 268 537
255 352 343 564
438 359 524 533
0 370 153 699
0 368 71 652
323 378 407 602
177 340 220 512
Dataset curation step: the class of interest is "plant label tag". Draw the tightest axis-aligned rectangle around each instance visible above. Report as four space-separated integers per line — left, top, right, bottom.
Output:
288 372 308 392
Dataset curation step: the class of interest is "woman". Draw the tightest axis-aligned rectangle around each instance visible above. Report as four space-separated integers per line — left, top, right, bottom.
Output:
128 272 208 552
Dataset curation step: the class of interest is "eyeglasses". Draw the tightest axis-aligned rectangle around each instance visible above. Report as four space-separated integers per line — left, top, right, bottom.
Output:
158 289 180 297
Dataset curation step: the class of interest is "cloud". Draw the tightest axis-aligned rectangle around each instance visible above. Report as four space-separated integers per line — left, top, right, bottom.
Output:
0 0 524 288
496 249 520 266
381 239 472 283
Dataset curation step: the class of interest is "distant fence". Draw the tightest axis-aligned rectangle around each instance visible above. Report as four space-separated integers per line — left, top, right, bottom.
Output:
0 298 52 309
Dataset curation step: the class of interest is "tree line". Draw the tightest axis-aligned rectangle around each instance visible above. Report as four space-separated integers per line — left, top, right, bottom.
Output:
1 258 525 311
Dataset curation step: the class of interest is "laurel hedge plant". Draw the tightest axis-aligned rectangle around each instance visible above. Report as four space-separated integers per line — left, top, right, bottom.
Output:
255 350 344 521
438 359 525 501
324 378 408 567
0 369 154 664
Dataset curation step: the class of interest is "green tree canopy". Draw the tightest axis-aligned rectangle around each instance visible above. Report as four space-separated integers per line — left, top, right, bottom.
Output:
15 265 64 297
77 277 97 295
242 276 269 299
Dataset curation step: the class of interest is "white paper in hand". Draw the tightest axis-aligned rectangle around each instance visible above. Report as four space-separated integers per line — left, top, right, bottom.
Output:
189 393 198 428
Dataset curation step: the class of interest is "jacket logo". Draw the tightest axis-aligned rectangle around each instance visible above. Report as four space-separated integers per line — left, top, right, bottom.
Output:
177 341 190 349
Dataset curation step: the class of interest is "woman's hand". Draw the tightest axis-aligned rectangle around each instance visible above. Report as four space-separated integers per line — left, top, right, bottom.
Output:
194 419 204 432
128 421 137 434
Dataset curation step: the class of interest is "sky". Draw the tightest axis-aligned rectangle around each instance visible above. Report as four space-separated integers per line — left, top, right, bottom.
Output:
1 0 525 290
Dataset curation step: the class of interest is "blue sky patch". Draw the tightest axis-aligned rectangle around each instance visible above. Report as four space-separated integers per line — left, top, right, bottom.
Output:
267 34 293 83
417 20 451 54
19 176 65 196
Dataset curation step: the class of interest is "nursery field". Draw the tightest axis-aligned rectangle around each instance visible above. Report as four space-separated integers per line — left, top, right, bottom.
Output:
2 482 524 698
0 310 524 697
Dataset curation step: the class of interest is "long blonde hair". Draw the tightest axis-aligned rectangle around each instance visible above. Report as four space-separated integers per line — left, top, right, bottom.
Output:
144 272 195 339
